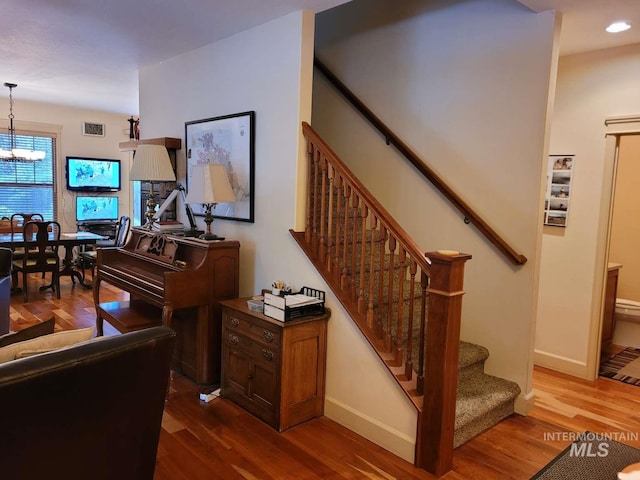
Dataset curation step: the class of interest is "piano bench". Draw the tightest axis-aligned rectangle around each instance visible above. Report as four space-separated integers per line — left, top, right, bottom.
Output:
97 300 163 336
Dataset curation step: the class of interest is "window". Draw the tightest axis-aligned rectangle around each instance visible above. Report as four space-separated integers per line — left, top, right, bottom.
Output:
0 133 57 221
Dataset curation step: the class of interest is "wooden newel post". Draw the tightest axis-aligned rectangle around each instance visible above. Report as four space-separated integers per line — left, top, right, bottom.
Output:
418 250 472 477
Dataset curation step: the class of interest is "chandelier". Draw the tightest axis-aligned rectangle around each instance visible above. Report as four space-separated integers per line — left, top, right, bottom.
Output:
0 82 45 162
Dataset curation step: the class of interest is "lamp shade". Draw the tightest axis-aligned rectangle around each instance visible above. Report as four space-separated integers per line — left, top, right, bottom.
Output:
129 144 176 182
186 164 236 204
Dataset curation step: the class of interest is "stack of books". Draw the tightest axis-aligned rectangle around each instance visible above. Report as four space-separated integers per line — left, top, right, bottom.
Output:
151 220 185 234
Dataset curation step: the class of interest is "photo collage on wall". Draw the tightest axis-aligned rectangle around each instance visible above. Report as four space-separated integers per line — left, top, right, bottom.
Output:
544 155 574 227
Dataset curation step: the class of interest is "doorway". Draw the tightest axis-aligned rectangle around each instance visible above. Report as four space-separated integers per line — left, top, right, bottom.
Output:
600 133 640 365
594 117 640 377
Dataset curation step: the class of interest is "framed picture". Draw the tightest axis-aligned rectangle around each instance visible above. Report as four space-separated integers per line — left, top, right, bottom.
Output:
185 111 255 223
543 155 575 227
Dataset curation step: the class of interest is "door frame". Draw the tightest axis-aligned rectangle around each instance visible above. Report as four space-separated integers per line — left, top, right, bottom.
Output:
588 115 640 378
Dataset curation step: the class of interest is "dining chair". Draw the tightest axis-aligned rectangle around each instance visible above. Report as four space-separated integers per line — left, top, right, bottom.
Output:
79 215 131 282
10 213 58 284
10 213 44 256
11 221 61 302
9 213 55 279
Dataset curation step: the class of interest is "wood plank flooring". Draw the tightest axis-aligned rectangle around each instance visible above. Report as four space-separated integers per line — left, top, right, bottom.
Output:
8 273 640 479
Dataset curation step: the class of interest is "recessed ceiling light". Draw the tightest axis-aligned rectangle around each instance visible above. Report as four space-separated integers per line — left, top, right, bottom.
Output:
606 22 631 33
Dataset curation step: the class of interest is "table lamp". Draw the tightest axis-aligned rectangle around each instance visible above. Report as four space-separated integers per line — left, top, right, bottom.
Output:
186 164 236 240
129 144 176 228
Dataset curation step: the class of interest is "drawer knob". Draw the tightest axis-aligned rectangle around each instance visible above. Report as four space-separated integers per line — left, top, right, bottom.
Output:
228 334 239 345
230 318 240 327
262 331 275 342
262 349 274 361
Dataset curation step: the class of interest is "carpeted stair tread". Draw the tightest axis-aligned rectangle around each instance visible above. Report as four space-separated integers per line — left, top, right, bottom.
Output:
454 372 521 447
458 341 490 381
458 341 489 368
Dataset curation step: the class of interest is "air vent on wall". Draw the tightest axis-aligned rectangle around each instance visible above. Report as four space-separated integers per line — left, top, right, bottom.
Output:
82 122 105 137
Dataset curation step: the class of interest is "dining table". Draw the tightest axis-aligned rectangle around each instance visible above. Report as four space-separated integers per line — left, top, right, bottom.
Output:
0 231 107 290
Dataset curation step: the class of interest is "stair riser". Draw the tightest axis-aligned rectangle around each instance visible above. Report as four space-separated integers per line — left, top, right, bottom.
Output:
454 400 515 448
457 362 486 383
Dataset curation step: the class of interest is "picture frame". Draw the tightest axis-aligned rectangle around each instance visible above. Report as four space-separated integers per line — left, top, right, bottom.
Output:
185 111 255 223
543 154 574 227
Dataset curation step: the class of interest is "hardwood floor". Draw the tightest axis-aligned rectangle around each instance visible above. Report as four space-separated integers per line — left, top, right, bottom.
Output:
8 273 640 479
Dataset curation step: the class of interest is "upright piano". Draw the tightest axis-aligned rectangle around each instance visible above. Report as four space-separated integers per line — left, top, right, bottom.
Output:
93 228 240 385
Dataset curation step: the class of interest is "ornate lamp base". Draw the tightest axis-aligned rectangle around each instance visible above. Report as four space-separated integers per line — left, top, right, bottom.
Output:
143 182 158 229
199 203 224 241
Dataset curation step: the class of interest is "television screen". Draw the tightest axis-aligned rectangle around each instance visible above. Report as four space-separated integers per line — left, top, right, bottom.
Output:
66 156 121 192
76 196 119 222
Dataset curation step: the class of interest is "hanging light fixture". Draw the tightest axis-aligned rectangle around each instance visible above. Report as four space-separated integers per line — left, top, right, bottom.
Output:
0 82 46 162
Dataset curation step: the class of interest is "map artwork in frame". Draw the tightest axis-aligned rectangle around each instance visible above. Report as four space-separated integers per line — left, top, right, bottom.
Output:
185 111 255 223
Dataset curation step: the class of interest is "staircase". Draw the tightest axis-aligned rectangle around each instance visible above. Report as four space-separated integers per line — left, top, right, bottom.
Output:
292 122 520 476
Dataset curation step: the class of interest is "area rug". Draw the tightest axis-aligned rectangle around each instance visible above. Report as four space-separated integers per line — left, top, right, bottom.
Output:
531 432 640 480
600 347 640 386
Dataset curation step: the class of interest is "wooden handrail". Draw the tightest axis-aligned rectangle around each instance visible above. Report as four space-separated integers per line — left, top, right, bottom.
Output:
314 57 527 266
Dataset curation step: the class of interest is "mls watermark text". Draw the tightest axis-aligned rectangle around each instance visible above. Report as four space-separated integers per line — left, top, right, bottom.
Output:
543 431 639 458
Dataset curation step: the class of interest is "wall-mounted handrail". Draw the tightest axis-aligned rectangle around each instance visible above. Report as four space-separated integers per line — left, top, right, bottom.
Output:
314 56 527 266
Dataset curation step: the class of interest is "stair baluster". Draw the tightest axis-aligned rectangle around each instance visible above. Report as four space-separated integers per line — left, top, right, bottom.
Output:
318 155 328 263
326 165 339 272
395 246 407 365
383 231 395 350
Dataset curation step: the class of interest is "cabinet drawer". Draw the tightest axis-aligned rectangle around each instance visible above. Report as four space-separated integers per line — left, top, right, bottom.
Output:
224 312 280 347
224 331 280 364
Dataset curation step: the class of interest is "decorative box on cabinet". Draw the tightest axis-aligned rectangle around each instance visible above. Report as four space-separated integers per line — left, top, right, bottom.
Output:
220 298 330 432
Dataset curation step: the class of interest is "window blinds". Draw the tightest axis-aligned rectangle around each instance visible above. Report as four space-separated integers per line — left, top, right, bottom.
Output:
0 133 56 221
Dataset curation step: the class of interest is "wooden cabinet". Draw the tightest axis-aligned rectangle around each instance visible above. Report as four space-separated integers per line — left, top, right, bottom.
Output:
602 263 622 349
220 298 329 431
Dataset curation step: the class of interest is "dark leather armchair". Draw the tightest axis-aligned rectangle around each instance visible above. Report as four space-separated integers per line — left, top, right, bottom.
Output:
0 326 176 480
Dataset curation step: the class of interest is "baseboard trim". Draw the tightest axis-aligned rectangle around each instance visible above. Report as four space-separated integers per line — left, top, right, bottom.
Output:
534 349 589 378
324 396 416 463
514 390 535 415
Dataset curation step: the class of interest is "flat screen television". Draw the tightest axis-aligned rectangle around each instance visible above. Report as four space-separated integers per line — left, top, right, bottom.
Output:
66 156 121 192
76 196 119 222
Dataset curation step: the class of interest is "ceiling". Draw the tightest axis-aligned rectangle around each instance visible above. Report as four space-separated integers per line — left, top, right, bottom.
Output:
1 0 638 115
0 0 350 114
518 0 640 55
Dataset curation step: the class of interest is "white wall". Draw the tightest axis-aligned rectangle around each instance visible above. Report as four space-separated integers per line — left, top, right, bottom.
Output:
313 0 558 412
0 99 132 232
137 10 419 461
536 43 640 377
138 11 315 296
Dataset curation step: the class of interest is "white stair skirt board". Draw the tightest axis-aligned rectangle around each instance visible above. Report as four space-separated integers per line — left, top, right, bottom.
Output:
324 396 416 464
